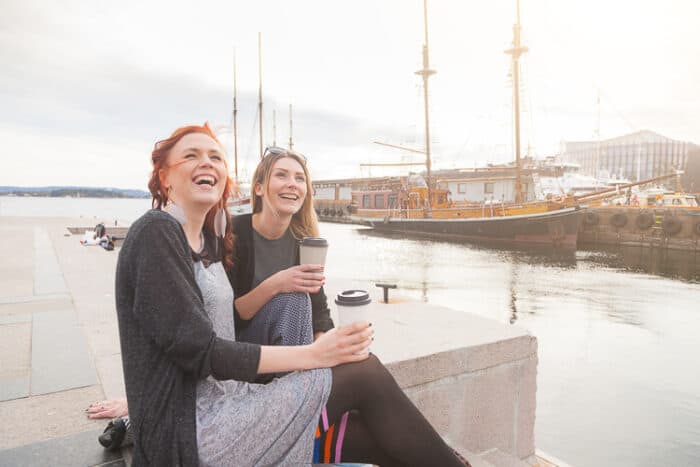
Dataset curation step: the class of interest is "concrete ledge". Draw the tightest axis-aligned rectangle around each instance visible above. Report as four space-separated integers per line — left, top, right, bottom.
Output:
331 291 538 464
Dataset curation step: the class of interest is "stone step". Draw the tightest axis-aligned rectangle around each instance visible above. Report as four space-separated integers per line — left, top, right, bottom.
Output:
0 428 124 467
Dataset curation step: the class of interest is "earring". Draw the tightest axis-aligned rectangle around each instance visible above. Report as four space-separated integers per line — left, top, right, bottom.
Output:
214 208 227 238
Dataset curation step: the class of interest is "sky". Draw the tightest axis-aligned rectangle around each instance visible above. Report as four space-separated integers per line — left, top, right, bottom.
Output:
1 0 699 189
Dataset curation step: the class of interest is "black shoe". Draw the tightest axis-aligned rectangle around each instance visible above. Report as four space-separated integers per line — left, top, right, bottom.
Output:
98 417 132 450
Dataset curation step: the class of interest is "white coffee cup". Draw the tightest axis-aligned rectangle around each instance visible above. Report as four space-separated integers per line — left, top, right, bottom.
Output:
335 290 372 327
299 237 328 269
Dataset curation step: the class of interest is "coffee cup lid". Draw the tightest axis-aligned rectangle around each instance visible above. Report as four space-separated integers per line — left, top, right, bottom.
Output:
335 289 371 307
300 237 328 247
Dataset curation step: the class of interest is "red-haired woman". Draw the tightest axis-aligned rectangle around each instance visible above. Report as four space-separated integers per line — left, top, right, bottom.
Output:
115 123 468 466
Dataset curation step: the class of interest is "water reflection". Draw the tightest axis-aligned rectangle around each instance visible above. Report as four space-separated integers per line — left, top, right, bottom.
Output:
357 226 700 283
580 245 700 283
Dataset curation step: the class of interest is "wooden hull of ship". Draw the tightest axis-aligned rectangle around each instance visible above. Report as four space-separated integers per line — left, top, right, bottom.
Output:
356 207 581 249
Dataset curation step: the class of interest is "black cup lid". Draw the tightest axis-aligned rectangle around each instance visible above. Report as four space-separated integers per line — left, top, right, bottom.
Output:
335 289 371 306
300 237 328 247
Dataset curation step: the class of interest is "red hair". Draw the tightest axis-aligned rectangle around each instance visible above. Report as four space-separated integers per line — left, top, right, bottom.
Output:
148 122 235 271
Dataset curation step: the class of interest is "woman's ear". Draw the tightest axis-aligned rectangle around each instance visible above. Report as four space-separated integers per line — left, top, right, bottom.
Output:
159 168 169 192
254 182 264 198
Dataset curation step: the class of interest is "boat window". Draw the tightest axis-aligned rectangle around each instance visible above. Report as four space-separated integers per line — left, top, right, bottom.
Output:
388 194 398 208
458 183 467 193
484 182 494 194
375 194 385 208
362 194 371 208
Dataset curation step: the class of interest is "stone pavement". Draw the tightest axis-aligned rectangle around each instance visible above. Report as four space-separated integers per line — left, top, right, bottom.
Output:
0 217 125 464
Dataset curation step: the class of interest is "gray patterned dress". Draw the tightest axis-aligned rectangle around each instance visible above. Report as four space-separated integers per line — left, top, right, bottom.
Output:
193 259 332 466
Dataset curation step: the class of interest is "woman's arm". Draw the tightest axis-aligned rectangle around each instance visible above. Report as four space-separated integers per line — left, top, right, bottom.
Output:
257 321 373 374
234 264 325 320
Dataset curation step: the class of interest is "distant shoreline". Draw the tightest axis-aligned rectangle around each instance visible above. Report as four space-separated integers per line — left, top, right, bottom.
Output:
0 187 148 199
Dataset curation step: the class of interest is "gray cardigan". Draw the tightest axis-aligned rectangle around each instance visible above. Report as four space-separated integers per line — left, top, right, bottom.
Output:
115 210 261 466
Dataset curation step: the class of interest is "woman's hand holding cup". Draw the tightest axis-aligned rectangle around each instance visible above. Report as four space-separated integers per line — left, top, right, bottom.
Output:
271 264 325 294
309 321 373 367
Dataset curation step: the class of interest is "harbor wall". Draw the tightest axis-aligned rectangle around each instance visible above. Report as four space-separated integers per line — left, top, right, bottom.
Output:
579 206 700 250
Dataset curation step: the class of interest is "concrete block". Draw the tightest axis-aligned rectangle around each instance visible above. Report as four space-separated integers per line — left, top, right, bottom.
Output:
459 364 519 455
31 310 98 396
516 355 538 459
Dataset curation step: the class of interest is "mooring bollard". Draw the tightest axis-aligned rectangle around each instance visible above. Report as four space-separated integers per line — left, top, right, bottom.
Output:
375 283 397 303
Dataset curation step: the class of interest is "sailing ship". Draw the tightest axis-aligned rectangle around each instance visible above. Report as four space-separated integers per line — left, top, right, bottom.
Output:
350 0 581 249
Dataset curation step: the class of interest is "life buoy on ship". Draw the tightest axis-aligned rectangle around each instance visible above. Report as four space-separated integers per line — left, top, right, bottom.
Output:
610 212 628 228
315 208 320 216
662 216 682 236
323 208 329 216
336 209 344 217
695 222 700 236
635 211 654 230
583 211 599 226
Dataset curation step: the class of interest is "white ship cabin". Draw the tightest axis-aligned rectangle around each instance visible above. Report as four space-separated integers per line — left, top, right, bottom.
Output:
439 175 538 204
313 184 352 201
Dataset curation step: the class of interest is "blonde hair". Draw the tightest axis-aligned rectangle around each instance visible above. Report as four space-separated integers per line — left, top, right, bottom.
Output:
251 150 319 239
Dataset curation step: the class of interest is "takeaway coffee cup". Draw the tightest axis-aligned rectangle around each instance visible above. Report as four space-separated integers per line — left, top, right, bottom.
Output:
335 290 372 353
299 237 328 270
335 290 372 328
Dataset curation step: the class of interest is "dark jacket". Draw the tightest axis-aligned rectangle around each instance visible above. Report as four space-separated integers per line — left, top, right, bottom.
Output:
230 213 334 335
115 210 261 466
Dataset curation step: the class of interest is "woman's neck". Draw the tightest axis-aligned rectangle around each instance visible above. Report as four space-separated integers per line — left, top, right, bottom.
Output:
182 214 205 250
168 201 207 250
253 210 291 240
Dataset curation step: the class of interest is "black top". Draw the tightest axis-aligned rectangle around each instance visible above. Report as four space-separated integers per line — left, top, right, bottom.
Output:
230 213 335 335
252 228 297 288
115 210 261 466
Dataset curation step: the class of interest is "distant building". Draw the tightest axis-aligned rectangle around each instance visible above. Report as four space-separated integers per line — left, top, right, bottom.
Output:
560 130 697 182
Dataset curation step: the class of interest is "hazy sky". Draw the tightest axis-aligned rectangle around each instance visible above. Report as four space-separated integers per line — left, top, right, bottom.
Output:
2 0 698 189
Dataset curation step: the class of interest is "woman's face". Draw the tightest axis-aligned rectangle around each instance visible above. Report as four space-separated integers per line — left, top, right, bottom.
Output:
256 156 307 216
161 133 227 210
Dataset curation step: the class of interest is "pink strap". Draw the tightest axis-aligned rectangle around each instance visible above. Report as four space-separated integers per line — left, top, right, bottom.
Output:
321 406 329 432
334 411 350 462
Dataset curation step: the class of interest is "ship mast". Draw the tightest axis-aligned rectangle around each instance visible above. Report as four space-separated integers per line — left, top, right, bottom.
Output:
504 0 528 203
258 32 264 159
288 104 294 149
272 109 277 146
232 49 239 179
415 0 436 212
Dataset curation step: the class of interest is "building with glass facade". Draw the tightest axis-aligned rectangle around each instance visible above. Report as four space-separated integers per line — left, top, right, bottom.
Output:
560 130 695 182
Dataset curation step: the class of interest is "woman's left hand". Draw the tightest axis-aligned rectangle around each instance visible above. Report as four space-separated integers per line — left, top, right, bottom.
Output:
86 399 129 419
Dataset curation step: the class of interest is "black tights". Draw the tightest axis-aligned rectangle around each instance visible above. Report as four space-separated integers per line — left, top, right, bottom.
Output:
326 354 463 467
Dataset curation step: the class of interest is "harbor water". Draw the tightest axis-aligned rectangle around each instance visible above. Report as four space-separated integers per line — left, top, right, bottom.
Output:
2 196 700 466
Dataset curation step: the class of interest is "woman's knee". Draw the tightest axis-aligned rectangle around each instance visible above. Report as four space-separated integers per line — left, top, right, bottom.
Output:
267 292 312 325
